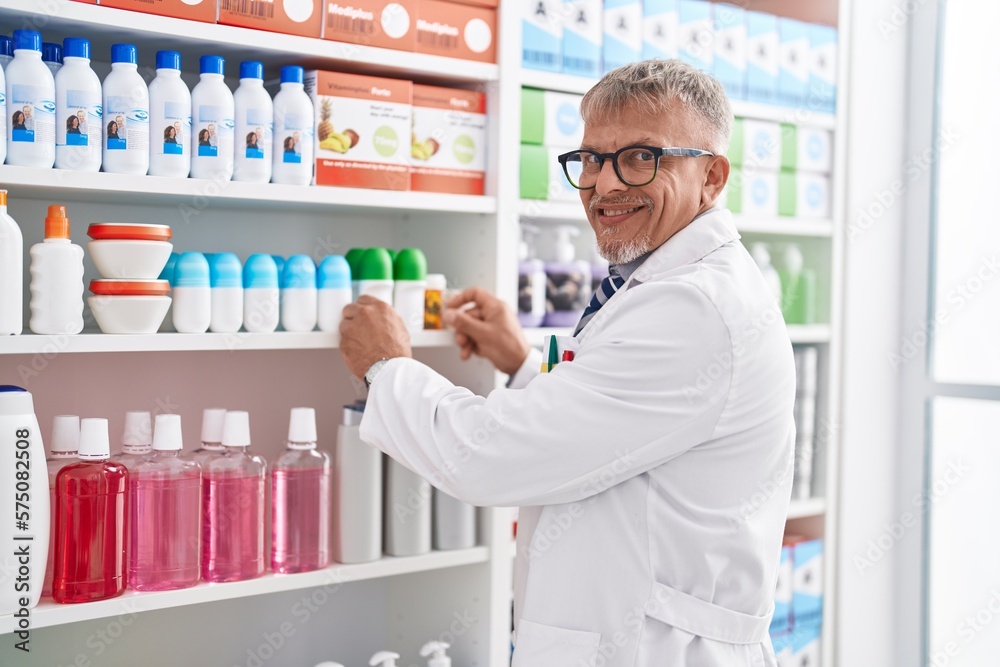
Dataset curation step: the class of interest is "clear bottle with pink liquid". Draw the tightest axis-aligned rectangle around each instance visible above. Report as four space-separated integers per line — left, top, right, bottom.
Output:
192 407 226 466
43 415 79 597
271 407 331 574
111 410 153 470
202 410 266 582
129 413 202 591
53 418 129 604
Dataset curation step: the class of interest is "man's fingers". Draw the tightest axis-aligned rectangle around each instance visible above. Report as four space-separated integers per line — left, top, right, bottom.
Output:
446 286 491 310
446 309 492 339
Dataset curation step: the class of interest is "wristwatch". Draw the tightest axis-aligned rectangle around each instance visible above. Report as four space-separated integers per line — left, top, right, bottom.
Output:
364 358 391 389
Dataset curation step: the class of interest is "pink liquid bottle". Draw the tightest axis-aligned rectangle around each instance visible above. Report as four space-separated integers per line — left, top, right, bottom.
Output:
53 418 129 604
192 407 226 467
111 410 153 470
129 414 202 591
202 410 266 582
43 415 80 597
271 407 331 574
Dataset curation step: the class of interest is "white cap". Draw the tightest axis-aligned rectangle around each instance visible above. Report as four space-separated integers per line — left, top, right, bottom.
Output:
426 274 446 291
122 411 152 448
201 408 227 444
222 411 251 447
79 418 111 460
749 242 771 268
369 652 400 667
288 407 317 448
420 641 451 667
783 243 804 274
50 415 80 454
153 414 183 451
313 663 345 667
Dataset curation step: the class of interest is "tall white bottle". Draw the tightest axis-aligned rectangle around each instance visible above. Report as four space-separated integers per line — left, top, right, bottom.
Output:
6 30 55 168
148 50 192 178
233 61 272 183
0 35 12 70
750 242 783 306
41 42 62 78
271 66 314 186
55 38 102 172
29 205 84 335
102 44 150 175
0 54 7 165
190 55 234 182
0 191 23 336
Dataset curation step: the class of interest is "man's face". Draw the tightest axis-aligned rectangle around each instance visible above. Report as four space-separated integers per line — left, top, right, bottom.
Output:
209 124 216 135
77 111 85 121
579 105 726 264
23 106 31 118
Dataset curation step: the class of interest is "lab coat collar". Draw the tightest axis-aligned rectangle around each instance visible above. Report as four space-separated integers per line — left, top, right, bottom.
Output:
628 207 740 287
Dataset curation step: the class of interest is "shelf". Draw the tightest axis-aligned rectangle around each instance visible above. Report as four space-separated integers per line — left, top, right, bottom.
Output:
0 330 454 355
0 166 496 215
2 0 499 84
525 326 829 347
787 497 826 520
520 69 837 129
0 547 489 633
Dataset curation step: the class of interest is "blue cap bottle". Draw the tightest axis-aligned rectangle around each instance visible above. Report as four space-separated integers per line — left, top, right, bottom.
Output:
243 254 280 333
200 55 225 76
63 38 91 61
208 253 243 334
155 50 181 71
172 252 211 334
111 43 137 65
281 255 317 333
317 256 353 333
13 30 41 53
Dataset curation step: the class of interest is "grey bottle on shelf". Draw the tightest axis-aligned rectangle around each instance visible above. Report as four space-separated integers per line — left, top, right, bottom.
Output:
433 488 476 551
384 458 432 557
333 402 383 564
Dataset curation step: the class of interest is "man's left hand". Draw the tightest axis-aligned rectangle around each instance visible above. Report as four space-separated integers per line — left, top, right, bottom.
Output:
339 296 413 379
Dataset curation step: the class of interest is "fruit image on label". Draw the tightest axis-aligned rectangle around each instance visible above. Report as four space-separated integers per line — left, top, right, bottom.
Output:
373 126 399 157
453 134 475 164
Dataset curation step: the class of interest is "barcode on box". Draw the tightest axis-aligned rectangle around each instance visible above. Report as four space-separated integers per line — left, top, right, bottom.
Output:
328 15 374 34
524 50 557 64
221 0 276 19
419 33 458 49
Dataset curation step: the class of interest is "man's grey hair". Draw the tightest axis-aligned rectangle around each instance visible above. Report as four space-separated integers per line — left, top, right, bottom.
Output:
580 59 734 155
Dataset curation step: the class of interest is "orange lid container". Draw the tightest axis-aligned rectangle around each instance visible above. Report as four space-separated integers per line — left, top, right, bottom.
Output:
87 223 173 242
89 280 171 296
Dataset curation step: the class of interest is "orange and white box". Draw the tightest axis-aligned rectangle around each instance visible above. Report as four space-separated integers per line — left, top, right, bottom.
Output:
411 84 486 195
444 0 497 7
304 70 412 190
323 0 417 51
219 0 324 38
416 0 497 63
99 0 217 22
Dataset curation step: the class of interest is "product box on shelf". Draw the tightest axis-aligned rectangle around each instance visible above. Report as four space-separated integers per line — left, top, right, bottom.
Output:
72 0 98 4
724 168 778 217
728 118 781 170
790 623 822 666
323 0 417 51
563 0 603 78
778 170 831 218
520 88 584 148
410 84 487 195
603 0 642 74
778 17 810 108
99 0 217 22
642 0 678 61
304 70 412 190
712 2 746 99
745 10 778 104
677 0 713 72
771 632 793 665
416 0 496 63
810 23 838 114
523 0 564 72
219 0 324 38
520 144 577 202
791 537 824 626
780 124 833 174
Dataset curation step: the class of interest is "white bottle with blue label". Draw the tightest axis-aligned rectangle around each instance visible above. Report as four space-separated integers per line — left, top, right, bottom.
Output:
233 61 273 183
272 66 314 186
191 55 235 182
148 50 191 178
6 30 55 168
102 43 149 175
55 38 102 172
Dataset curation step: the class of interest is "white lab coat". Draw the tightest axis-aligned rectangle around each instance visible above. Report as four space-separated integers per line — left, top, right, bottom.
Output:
361 208 796 666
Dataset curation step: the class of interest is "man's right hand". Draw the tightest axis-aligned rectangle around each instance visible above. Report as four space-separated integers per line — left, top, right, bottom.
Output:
443 287 532 376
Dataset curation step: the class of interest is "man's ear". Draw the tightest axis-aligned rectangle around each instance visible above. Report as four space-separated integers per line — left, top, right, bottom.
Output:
702 155 730 207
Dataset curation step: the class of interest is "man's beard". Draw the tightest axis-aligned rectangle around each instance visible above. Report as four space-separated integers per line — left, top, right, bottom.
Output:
589 195 655 265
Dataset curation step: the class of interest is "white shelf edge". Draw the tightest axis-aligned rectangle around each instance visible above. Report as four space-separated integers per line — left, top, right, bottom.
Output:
786 498 826 520
0 330 455 355
0 547 490 633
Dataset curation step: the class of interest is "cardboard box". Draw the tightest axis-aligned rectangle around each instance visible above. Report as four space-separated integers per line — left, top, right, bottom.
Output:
520 144 577 201
447 0 497 7
523 0 564 72
712 2 745 99
728 118 781 170
791 537 824 625
779 170 830 218
520 88 584 147
410 84 487 195
770 631 793 666
790 624 821 666
99 0 217 21
603 0 642 73
563 0 603 78
745 11 778 104
72 0 98 4
778 17 809 108
417 0 496 63
219 0 322 37
642 0 678 61
780 124 832 174
323 0 417 51
810 23 837 114
770 543 793 635
304 70 412 190
677 0 712 71
725 168 777 217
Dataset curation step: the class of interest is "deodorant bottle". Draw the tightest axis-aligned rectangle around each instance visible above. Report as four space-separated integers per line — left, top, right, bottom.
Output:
172 252 211 333
243 254 280 333
209 252 243 333
393 248 427 334
357 248 394 305
281 255 317 332
317 255 352 333
43 415 79 597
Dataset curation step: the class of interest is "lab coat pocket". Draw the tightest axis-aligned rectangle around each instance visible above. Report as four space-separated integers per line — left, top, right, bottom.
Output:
512 618 602 667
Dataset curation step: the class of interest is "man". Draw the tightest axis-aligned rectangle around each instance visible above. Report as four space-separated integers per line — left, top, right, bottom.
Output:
340 59 795 666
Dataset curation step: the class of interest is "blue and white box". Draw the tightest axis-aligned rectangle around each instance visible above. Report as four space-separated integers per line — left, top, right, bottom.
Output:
778 17 810 108
603 0 643 73
712 3 746 99
564 0 603 78
770 543 794 634
771 631 794 666
524 0 565 72
810 23 838 114
790 624 822 666
678 0 713 71
746 11 778 104
642 0 678 61
725 168 778 217
792 538 824 625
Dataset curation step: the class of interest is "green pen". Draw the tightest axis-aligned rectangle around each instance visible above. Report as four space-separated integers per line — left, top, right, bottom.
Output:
547 335 559 372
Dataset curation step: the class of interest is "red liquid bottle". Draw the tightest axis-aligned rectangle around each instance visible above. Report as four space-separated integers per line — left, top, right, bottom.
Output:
53 418 129 604
43 415 80 598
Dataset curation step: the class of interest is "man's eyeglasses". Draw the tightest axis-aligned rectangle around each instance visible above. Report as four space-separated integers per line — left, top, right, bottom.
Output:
557 145 716 190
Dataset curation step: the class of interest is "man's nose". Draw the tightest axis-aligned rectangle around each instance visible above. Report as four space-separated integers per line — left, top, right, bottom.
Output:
595 158 627 196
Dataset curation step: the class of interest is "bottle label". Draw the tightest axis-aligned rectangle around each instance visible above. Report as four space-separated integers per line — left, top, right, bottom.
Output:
0 90 7 140
194 104 234 159
157 100 191 156
277 112 312 164
10 84 56 144
57 89 102 148
242 107 272 160
105 96 150 152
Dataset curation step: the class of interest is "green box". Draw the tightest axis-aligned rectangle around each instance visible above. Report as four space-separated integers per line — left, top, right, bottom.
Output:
520 144 551 199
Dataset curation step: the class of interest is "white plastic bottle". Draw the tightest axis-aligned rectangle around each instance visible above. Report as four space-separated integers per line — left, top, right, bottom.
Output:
55 38 102 172
0 59 6 165
6 29 55 168
42 42 62 77
420 641 452 667
192 408 227 467
334 402 382 564
0 386 49 615
317 255 352 333
29 205 84 335
190 55 234 182
393 248 427 334
0 35 12 70
233 61 272 183
271 65 314 186
148 50 192 178
281 255 317 332
243 253 279 333
0 191 22 335
357 248 394 305
102 43 149 175
209 252 243 333
172 252 211 334
370 651 401 667
385 457 432 557
433 489 476 550
750 242 783 306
